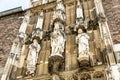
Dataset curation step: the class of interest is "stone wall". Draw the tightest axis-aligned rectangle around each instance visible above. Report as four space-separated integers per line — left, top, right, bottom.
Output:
0 0 119 78
103 0 120 44
0 13 23 77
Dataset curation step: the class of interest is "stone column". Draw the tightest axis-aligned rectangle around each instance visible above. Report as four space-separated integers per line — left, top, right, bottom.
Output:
94 0 105 16
98 19 116 65
94 0 116 65
1 38 22 80
1 58 13 80
43 41 50 74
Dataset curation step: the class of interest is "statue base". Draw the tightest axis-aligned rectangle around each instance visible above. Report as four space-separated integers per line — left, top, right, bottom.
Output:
77 54 90 67
48 55 64 74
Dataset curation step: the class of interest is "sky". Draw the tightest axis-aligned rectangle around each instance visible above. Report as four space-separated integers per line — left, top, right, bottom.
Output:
0 0 30 12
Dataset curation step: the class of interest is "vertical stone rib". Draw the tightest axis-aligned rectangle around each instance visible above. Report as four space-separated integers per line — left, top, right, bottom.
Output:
94 0 116 64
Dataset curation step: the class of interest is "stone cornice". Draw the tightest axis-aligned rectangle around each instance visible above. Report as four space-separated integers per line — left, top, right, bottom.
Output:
28 0 76 14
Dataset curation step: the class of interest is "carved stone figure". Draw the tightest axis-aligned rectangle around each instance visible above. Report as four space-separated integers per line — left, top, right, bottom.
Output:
36 11 44 29
18 11 30 42
51 22 65 57
76 28 90 57
76 0 84 24
56 0 65 12
26 39 40 75
32 28 43 40
53 0 65 21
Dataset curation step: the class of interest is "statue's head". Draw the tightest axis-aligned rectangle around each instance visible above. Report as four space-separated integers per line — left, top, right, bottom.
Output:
54 22 59 30
78 28 83 34
33 39 38 44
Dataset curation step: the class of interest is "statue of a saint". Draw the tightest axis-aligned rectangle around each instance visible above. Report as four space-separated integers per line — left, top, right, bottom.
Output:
36 11 44 29
51 22 65 57
26 39 40 75
76 28 90 57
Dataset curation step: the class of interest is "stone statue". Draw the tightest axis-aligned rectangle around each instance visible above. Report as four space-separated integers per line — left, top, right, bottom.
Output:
56 0 65 12
26 39 40 76
76 0 84 24
53 0 65 21
51 22 65 57
76 28 90 57
36 11 44 29
18 11 30 42
32 28 43 40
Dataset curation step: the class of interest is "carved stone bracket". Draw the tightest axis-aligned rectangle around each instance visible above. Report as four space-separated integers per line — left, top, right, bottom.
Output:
77 54 93 71
48 55 64 74
87 19 99 30
32 28 43 41
25 28 43 45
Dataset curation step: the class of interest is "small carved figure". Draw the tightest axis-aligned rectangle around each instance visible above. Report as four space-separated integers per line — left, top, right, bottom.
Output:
76 28 90 57
76 0 84 24
26 39 40 76
36 11 44 29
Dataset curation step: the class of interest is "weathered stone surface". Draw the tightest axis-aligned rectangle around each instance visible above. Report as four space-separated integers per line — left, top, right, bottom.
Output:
0 0 120 79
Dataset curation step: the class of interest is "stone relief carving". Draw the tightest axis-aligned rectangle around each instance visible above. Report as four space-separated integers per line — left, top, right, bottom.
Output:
52 0 65 21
